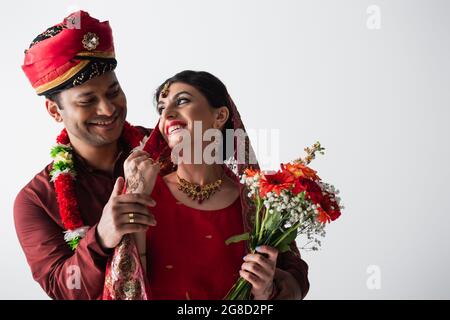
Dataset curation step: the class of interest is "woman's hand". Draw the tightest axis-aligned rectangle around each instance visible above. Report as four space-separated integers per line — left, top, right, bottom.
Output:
240 245 278 300
124 150 160 195
123 150 160 271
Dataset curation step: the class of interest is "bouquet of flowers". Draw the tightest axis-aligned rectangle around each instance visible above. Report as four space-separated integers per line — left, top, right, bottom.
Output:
225 142 343 299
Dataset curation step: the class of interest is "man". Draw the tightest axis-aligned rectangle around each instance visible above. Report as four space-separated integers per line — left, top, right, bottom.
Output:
14 11 156 299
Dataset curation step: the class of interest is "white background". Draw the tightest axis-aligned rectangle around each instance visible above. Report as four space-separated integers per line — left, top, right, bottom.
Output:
1 0 449 299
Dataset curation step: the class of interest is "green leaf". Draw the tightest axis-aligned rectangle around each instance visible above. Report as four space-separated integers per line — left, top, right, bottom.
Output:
284 227 298 244
250 234 259 250
53 161 72 171
225 232 250 245
278 242 292 253
264 210 282 232
50 145 72 158
273 225 298 252
67 237 80 250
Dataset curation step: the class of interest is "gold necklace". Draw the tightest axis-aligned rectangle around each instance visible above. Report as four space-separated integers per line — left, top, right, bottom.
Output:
176 172 224 204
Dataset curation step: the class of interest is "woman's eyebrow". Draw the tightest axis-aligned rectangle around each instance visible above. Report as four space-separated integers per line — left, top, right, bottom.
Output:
172 91 193 100
157 91 193 106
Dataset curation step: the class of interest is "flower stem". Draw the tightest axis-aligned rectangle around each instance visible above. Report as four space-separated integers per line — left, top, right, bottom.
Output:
254 196 262 243
225 277 252 300
273 221 301 248
257 206 270 243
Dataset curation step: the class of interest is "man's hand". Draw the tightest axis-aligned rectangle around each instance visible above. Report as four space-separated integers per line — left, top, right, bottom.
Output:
240 245 278 300
96 177 157 249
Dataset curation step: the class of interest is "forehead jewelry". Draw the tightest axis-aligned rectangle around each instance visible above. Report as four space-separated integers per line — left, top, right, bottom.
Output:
161 81 171 98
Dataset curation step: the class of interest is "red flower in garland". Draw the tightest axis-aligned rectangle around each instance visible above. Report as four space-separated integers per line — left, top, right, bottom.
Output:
54 174 83 230
259 170 295 197
56 128 70 144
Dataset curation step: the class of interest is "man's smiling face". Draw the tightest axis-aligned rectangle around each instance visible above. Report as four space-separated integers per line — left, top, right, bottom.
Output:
48 71 127 147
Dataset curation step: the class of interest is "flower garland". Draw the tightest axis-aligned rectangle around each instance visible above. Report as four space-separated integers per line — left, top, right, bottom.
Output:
50 122 146 250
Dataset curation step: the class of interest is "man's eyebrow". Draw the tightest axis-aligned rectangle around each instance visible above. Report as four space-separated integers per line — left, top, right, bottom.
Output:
108 81 119 89
75 81 119 99
75 91 95 99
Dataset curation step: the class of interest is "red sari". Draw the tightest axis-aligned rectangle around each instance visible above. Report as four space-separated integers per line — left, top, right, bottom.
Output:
146 175 246 300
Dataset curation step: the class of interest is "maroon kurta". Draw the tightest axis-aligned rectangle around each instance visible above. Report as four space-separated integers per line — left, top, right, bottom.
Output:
14 129 309 300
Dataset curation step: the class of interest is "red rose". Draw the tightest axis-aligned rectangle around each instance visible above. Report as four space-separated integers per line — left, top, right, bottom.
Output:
296 178 324 204
296 178 341 222
320 193 341 221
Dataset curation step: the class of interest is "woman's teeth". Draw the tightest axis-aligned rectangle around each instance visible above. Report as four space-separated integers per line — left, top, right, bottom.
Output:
169 125 185 134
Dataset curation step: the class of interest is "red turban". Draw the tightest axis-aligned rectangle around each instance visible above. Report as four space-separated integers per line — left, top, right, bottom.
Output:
22 11 116 96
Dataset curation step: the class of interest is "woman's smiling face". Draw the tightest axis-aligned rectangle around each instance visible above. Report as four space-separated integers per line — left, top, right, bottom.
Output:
156 82 229 151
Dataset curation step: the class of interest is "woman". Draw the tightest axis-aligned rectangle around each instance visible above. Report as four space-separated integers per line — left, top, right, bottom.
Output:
103 71 309 300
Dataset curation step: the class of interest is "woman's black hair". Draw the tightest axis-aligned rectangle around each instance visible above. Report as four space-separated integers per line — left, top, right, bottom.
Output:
155 70 235 161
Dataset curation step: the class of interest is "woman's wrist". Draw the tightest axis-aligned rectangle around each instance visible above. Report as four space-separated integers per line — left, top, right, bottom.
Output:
252 281 277 300
268 280 279 300
273 268 303 300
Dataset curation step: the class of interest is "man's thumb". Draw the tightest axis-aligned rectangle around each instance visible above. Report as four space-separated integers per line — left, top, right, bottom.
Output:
112 176 125 197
